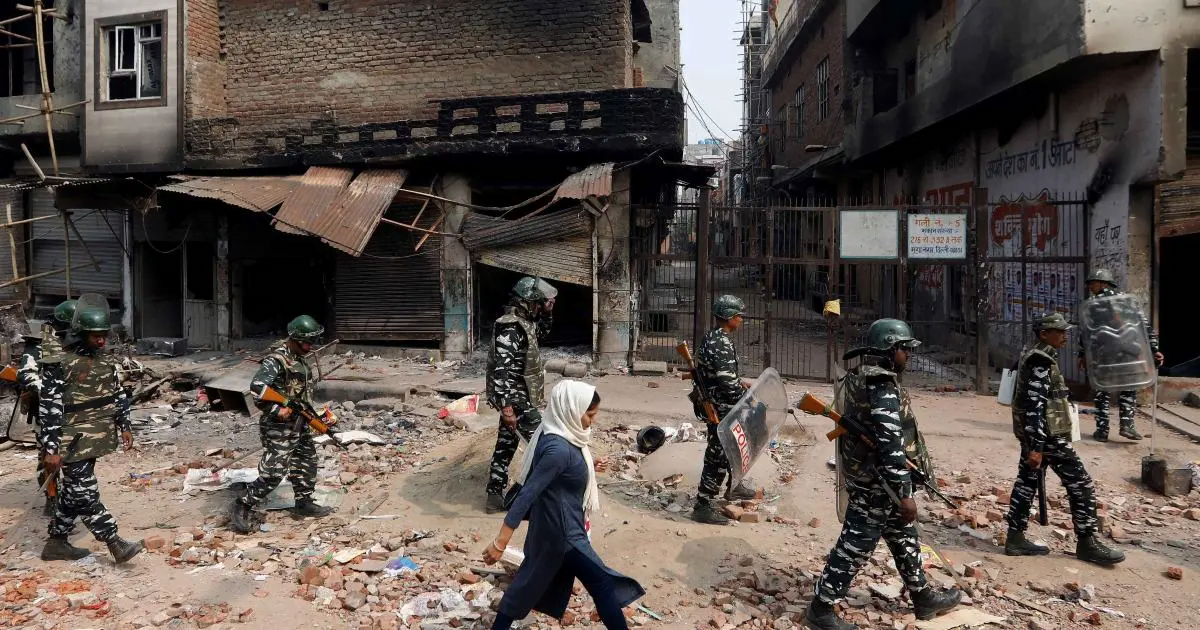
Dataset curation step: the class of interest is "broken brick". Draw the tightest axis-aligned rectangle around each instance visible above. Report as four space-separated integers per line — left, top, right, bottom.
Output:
721 505 745 520
1167 567 1184 580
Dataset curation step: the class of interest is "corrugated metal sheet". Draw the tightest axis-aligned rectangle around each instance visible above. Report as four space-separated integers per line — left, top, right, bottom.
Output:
477 236 592 287
159 175 303 212
29 190 124 298
334 203 442 341
308 169 408 256
274 167 354 236
554 163 614 202
0 187 25 299
462 209 592 250
1160 157 1200 235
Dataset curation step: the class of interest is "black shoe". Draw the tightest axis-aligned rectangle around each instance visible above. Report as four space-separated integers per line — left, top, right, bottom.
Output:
230 500 255 534
725 483 757 501
1119 426 1143 441
803 599 858 630
106 537 144 564
291 499 333 518
1077 534 1125 566
912 587 963 621
485 493 506 514
1092 431 1109 443
40 536 91 561
690 502 730 525
1004 529 1050 556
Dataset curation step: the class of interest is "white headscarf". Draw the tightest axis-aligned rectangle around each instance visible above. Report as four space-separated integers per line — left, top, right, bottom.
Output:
516 379 601 515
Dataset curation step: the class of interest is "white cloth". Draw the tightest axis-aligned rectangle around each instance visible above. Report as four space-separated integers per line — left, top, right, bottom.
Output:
516 379 600 514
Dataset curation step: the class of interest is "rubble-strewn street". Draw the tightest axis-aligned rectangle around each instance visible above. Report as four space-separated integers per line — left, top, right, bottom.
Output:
0 353 1196 629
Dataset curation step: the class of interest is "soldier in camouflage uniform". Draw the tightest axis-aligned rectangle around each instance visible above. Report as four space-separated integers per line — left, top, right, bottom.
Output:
805 320 961 630
231 315 333 534
1077 269 1162 442
690 295 757 526
38 306 144 564
1004 313 1125 566
17 300 75 516
485 277 556 513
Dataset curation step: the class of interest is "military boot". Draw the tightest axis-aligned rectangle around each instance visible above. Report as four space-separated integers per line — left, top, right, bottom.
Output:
40 536 91 561
1092 431 1109 443
485 493 506 514
1004 529 1050 556
690 501 730 525
1119 426 1143 441
1076 535 1125 566
803 599 858 630
106 537 144 564
725 482 757 501
291 499 333 518
912 587 963 621
230 500 255 535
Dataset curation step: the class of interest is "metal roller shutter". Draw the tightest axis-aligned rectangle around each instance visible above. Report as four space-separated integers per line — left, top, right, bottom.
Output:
28 190 125 298
1160 156 1200 236
475 235 593 287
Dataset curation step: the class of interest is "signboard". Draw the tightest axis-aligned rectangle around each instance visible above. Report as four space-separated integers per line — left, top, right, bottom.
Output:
839 210 898 259
907 213 967 259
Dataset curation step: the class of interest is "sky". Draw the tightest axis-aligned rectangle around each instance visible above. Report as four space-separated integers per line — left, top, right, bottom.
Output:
679 1 744 145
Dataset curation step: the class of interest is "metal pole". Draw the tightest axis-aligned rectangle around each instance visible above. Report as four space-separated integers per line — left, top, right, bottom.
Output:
694 193 711 349
62 210 71 296
764 206 774 370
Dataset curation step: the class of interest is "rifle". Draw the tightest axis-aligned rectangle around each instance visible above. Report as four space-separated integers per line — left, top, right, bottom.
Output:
796 392 957 509
0 364 17 385
676 342 721 425
257 386 346 448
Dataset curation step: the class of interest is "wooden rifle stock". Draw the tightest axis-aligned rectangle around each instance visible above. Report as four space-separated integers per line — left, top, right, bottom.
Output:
0 364 17 384
676 342 721 426
796 392 849 441
259 386 340 438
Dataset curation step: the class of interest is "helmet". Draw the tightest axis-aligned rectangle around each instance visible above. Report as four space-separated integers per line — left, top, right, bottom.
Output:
863 318 921 352
72 307 111 333
53 299 77 325
636 426 667 455
511 277 558 303
1033 312 1073 332
713 295 746 321
287 315 325 342
1087 268 1116 287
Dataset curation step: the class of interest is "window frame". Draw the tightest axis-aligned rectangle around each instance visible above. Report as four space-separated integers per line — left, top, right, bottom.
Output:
793 84 805 138
94 11 168 110
816 57 830 121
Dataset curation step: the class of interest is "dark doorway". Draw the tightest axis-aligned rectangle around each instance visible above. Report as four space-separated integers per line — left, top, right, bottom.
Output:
239 258 327 338
136 242 183 338
474 264 592 349
1159 232 1200 375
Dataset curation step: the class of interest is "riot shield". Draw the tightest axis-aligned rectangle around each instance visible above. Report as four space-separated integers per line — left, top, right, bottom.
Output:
535 278 559 300
1081 293 1156 392
717 367 789 489
832 375 851 523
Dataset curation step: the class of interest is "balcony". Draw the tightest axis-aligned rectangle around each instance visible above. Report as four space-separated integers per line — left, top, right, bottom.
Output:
186 88 686 170
761 0 834 87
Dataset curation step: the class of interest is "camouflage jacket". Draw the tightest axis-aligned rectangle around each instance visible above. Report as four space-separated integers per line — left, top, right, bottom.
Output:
1014 342 1070 450
38 342 131 458
695 327 743 416
1078 286 1159 358
837 365 917 499
251 342 313 421
486 306 552 413
17 321 59 393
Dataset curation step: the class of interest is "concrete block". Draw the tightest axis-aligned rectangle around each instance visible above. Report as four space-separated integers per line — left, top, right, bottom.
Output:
632 360 668 376
136 337 188 357
545 359 568 375
563 362 589 377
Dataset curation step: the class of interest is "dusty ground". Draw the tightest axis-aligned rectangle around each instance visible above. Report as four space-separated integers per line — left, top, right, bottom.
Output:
0 354 1197 630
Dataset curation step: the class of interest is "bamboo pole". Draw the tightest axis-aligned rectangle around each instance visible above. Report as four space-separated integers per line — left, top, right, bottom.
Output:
0 262 93 290
32 0 57 175
6 204 18 284
20 143 44 180
0 213 57 229
64 213 102 271
62 210 71 295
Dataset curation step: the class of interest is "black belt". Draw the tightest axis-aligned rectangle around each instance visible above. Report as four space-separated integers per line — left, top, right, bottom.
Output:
64 393 118 414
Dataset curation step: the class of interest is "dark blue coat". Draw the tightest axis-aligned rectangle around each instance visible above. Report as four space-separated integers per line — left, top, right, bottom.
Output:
499 434 645 620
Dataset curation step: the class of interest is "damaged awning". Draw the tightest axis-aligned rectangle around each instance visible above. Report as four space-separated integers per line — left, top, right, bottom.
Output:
463 209 594 286
462 208 592 250
159 174 304 212
554 162 614 212
273 167 409 256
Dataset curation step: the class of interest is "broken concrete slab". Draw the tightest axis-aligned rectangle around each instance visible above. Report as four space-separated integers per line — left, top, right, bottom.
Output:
632 360 668 376
639 442 776 487
563 362 589 377
356 397 404 411
434 379 485 399
915 609 1005 629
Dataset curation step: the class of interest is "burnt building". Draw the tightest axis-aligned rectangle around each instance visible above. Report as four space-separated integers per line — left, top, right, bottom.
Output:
3 0 695 368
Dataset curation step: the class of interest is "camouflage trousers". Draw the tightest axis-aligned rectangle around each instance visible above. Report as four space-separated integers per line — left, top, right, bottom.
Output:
814 479 928 605
239 418 319 509
697 418 732 503
33 414 51 501
48 458 119 542
1006 438 1097 536
486 410 541 496
1093 390 1137 436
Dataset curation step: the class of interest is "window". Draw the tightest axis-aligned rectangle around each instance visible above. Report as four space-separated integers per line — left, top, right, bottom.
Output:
97 13 166 107
0 1 54 97
793 85 805 138
816 57 830 121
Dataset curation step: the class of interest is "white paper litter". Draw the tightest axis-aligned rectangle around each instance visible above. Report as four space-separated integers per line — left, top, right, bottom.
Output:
182 468 258 492
313 430 386 446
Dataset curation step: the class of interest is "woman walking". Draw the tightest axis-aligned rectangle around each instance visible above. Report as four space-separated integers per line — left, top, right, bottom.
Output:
482 380 644 629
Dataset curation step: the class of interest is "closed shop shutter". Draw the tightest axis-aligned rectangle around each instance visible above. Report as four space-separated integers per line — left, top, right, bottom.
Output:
29 189 125 298
1159 157 1200 236
475 235 593 287
0 187 25 300
334 203 443 341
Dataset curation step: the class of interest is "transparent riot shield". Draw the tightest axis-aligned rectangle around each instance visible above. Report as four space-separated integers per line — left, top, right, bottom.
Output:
1080 293 1156 392
832 375 851 523
717 367 789 489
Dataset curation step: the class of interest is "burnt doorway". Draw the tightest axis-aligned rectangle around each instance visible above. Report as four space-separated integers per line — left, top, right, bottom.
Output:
474 264 592 349
135 242 183 338
1159 232 1200 375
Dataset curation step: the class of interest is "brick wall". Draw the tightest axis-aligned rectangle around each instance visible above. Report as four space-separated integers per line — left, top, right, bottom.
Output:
196 0 633 138
185 0 226 121
768 0 845 167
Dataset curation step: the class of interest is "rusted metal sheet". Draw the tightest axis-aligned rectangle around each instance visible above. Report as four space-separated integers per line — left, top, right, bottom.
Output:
1159 157 1200 236
553 163 614 202
476 236 592 287
273 166 354 236
462 208 591 250
312 169 408 256
159 175 303 212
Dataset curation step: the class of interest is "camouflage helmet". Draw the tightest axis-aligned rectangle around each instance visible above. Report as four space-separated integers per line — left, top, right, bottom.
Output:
53 299 77 325
1033 312 1073 332
1087 268 1116 287
863 318 921 352
713 295 746 321
511 277 558 303
287 315 324 342
72 306 111 333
